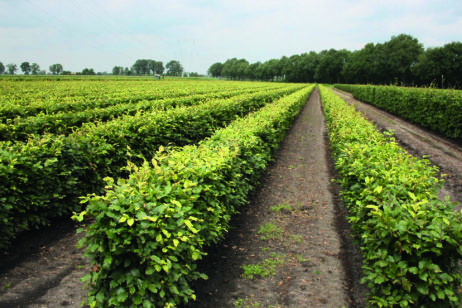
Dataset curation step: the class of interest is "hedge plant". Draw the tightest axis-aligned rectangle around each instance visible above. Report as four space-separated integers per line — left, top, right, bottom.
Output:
321 85 462 307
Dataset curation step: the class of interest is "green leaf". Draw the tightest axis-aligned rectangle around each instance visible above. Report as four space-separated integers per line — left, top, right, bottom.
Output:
417 283 429 295
127 218 134 226
116 287 128 303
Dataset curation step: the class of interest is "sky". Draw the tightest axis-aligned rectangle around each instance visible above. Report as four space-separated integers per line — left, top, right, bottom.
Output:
1 0 461 74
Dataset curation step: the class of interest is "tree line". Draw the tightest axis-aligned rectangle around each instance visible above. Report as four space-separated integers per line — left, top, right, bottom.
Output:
208 34 462 88
0 59 188 77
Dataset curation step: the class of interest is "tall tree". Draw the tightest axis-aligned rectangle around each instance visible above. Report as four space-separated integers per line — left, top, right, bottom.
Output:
150 60 164 74
207 62 223 78
131 59 150 75
112 66 123 75
20 62 31 75
383 34 423 85
315 49 350 83
6 63 17 75
166 60 183 76
49 63 63 75
0 62 4 74
82 68 96 75
31 63 40 75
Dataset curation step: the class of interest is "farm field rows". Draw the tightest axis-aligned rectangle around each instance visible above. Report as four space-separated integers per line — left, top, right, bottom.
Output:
0 78 461 307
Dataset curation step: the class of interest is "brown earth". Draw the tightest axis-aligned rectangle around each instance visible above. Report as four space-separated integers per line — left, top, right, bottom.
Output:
1 87 461 307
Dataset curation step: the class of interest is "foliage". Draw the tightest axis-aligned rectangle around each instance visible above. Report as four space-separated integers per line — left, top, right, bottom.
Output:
0 80 303 249
166 60 184 77
20 62 31 75
320 85 462 307
334 84 462 141
6 63 17 75
131 59 164 75
82 68 96 75
0 87 279 141
73 85 314 307
49 63 64 75
208 34 460 87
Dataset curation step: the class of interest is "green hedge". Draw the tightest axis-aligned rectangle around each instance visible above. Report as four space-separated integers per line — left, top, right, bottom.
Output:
334 84 462 141
73 85 315 307
321 85 462 307
0 81 278 121
0 87 273 141
0 85 302 249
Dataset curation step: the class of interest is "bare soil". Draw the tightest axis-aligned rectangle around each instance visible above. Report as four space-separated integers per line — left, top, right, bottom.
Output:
1 87 460 307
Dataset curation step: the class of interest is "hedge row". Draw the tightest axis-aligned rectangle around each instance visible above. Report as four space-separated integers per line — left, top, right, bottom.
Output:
0 87 270 141
0 85 302 249
334 84 462 141
320 85 462 307
0 81 279 121
73 85 315 307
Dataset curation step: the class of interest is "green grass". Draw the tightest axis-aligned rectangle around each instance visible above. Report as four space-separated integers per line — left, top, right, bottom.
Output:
241 253 285 280
258 222 283 240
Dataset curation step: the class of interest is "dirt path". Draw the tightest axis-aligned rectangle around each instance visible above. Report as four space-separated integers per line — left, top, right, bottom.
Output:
0 220 89 308
185 89 364 307
331 88 462 210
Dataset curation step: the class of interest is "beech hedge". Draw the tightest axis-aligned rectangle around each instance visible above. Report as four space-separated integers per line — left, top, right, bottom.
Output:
0 87 271 141
0 85 302 249
321 85 462 307
73 85 315 307
334 84 462 141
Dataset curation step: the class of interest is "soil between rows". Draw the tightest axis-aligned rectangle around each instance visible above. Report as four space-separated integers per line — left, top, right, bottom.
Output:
1 87 461 307
184 88 366 307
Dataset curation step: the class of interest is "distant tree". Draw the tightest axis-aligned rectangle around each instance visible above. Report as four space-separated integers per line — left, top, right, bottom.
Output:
31 63 40 75
6 63 17 75
49 63 63 75
148 60 164 74
20 62 31 75
221 58 248 80
82 68 96 75
412 42 462 88
189 72 201 77
383 34 423 85
124 67 132 75
207 62 223 77
0 62 4 74
166 60 183 76
245 62 261 80
131 59 150 75
112 66 123 75
314 49 350 83
61 70 72 75
39 69 46 75
155 61 164 74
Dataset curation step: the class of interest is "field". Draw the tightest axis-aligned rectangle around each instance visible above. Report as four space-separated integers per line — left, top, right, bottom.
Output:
0 78 461 307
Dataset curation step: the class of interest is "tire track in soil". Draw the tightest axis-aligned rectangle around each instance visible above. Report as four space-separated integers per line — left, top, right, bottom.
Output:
331 88 462 210
186 88 365 307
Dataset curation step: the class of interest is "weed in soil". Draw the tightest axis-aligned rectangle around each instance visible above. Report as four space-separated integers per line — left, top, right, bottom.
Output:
257 223 283 241
241 253 286 280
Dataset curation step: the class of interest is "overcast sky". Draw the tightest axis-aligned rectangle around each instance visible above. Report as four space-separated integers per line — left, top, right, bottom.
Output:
1 0 461 74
